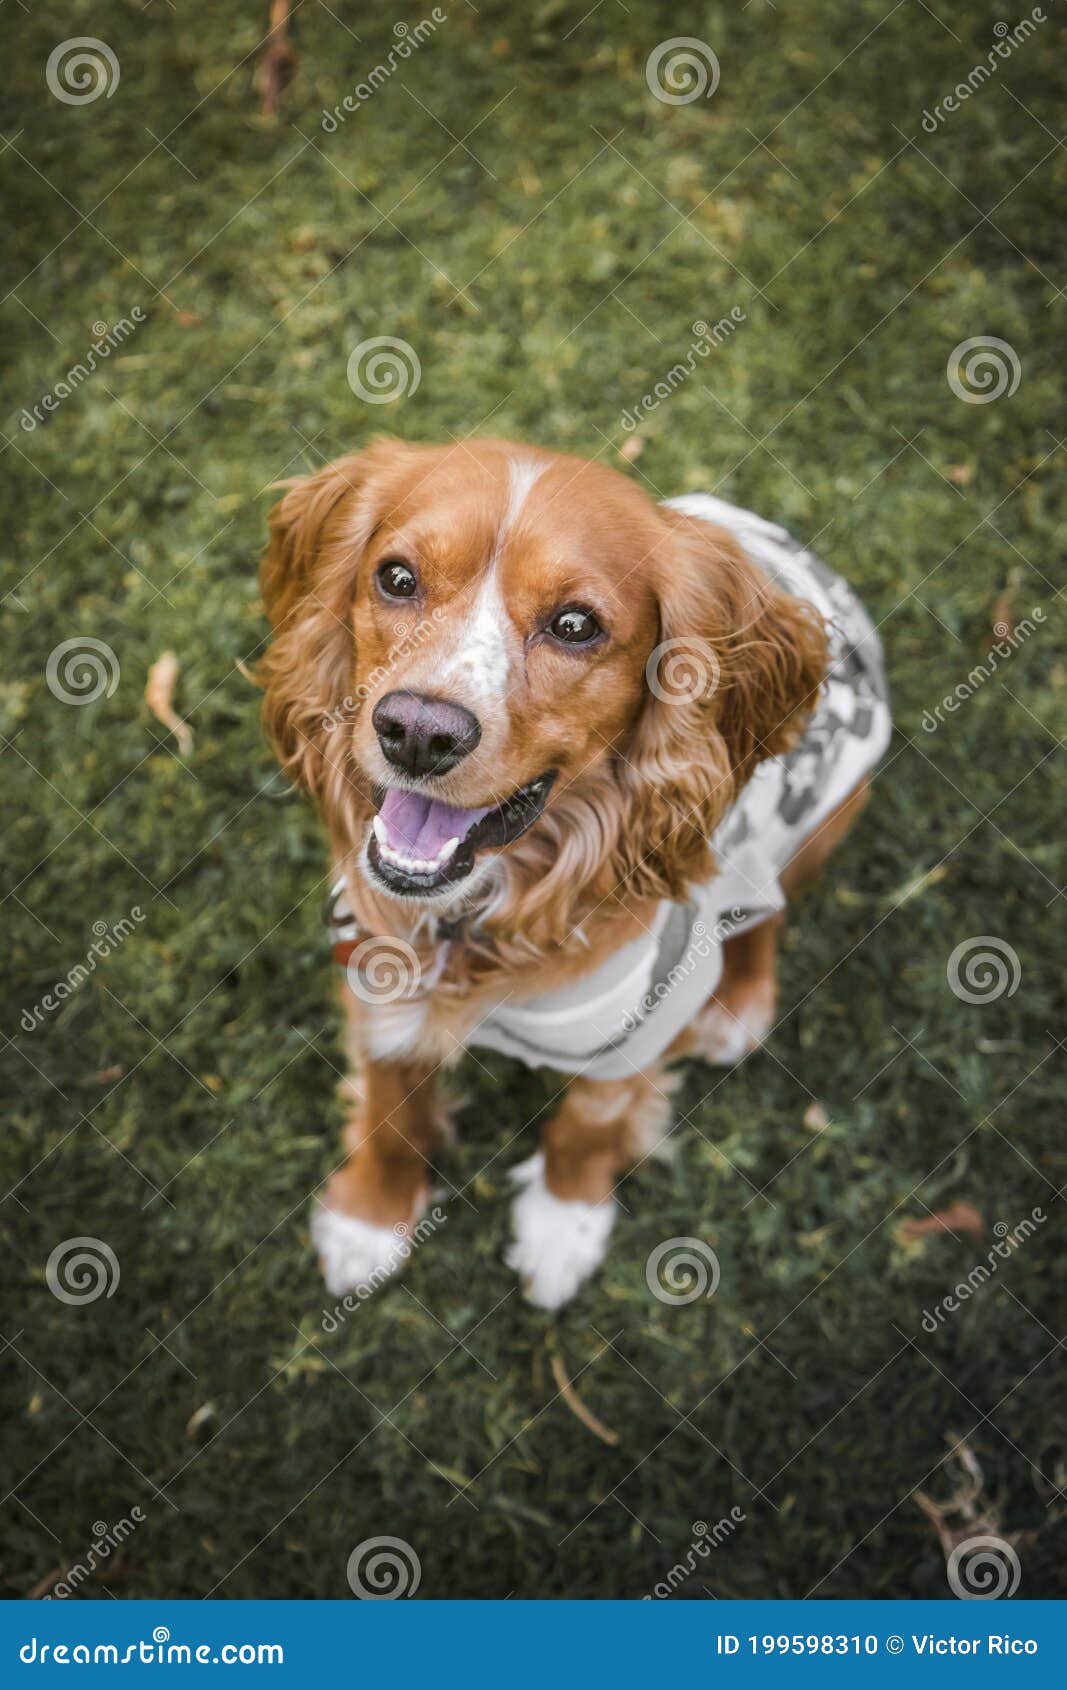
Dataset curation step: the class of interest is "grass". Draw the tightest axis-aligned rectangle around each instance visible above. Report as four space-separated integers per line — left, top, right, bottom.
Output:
2 0 1065 1601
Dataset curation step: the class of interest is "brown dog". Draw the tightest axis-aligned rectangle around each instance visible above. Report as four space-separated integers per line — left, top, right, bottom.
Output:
260 439 890 1307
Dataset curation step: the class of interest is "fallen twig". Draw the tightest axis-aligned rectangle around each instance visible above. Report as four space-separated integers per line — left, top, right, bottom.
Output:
550 1352 619 1446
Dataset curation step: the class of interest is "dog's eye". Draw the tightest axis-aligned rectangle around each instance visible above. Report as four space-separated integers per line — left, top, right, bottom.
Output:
548 607 601 645
377 559 418 598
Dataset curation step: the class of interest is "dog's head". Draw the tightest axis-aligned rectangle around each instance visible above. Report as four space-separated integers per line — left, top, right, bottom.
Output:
260 439 826 913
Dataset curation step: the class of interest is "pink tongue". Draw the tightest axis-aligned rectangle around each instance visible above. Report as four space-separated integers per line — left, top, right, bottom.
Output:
379 788 491 857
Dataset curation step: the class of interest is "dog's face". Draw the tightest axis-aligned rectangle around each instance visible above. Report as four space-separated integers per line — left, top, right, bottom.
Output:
347 444 665 901
260 439 827 909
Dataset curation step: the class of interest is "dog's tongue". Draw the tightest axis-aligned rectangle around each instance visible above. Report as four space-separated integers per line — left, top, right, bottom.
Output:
378 788 491 856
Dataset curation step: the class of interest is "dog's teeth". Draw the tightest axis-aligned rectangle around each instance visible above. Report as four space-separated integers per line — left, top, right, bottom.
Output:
372 816 387 846
439 836 460 863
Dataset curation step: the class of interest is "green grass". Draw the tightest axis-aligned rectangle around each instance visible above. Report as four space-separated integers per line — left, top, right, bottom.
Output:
2 0 1065 1601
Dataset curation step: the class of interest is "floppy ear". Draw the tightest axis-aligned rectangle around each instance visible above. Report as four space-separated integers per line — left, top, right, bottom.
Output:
258 443 405 822
260 452 367 631
613 508 827 900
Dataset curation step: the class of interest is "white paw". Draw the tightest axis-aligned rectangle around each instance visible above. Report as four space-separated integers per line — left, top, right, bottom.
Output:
505 1152 616 1310
692 987 775 1065
311 1204 411 1298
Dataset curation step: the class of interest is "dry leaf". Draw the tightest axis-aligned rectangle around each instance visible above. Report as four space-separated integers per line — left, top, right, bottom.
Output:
944 463 973 487
803 1101 829 1132
900 1203 985 1242
186 1402 217 1439
618 435 644 463
145 651 193 756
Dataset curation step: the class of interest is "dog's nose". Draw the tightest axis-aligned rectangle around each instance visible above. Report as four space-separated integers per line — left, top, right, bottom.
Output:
372 691 482 778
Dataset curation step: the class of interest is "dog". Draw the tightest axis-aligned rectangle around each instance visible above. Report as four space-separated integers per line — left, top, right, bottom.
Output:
259 438 891 1308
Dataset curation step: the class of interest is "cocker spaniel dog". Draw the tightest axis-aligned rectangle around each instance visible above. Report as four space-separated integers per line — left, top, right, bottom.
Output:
260 439 890 1308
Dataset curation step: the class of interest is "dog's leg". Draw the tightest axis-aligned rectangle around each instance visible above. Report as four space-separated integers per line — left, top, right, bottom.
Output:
312 1050 444 1298
508 1070 672 1309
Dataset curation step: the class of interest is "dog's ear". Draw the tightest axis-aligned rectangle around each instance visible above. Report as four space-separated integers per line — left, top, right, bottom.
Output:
613 507 827 899
258 442 410 818
261 453 368 630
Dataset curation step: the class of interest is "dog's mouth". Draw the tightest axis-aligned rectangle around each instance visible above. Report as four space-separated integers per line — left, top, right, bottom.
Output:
366 771 557 898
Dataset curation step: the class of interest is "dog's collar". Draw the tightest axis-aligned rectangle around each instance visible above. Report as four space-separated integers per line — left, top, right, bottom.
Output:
325 873 470 971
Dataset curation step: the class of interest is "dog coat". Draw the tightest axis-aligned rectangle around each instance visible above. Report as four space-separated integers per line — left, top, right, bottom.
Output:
462 493 893 1081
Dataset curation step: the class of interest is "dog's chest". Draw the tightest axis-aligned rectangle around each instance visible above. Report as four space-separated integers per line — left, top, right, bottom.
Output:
362 994 432 1061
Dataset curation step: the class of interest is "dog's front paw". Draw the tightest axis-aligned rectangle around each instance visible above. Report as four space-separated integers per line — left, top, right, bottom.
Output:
690 982 776 1065
505 1152 615 1310
311 1203 411 1299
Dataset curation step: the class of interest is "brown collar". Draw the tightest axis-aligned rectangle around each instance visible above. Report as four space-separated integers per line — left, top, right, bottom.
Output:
325 873 469 970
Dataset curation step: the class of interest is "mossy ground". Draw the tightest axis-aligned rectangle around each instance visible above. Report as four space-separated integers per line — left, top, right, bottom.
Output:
2 0 1064 1599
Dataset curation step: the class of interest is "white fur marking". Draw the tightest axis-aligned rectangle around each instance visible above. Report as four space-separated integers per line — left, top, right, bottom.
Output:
501 455 547 542
311 1204 410 1298
439 567 512 705
438 457 546 708
363 996 430 1060
506 1151 616 1309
